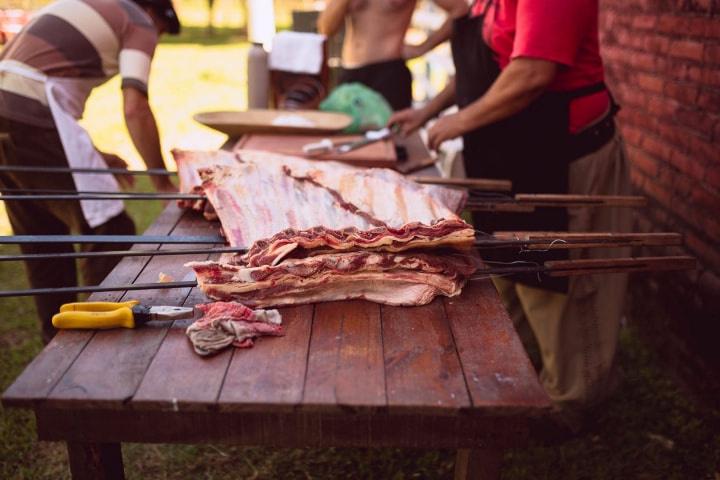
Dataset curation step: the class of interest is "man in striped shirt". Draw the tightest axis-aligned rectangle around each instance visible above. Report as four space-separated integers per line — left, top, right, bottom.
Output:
0 0 180 343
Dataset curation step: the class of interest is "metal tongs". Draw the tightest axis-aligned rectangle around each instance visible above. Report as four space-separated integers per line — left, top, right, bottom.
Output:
302 126 395 156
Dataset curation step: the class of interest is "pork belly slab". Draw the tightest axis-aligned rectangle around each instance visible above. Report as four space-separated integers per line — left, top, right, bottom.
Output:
188 250 478 307
172 149 467 230
177 149 477 307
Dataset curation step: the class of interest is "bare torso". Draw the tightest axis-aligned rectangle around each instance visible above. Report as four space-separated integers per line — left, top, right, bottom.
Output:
342 0 417 68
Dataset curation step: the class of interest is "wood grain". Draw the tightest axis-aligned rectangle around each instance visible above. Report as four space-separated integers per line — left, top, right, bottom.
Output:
2 203 184 408
44 209 204 409
218 304 313 412
303 300 386 412
382 300 471 414
443 280 550 413
235 133 397 168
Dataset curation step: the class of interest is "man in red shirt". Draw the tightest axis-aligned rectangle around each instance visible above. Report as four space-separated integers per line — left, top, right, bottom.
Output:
391 0 632 431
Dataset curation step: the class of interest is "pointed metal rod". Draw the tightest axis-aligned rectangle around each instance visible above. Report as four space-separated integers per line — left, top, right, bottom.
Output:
0 235 224 245
0 232 683 258
0 165 175 176
0 246 246 262
0 164 512 191
0 193 202 201
0 256 696 298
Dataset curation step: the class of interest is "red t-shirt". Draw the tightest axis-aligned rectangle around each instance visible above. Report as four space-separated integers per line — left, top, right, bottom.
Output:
471 0 610 133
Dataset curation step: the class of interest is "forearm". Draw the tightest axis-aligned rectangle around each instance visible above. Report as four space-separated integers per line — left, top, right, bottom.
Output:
125 109 165 170
317 0 351 36
421 77 457 119
417 0 468 54
457 58 556 131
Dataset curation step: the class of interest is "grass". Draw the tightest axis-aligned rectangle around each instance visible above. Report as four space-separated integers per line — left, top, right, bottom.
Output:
2 2 720 478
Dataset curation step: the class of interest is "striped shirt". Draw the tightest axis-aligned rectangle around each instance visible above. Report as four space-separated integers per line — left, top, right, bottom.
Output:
0 0 158 127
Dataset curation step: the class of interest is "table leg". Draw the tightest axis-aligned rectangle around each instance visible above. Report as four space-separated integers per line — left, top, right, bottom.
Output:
454 448 502 480
66 441 125 480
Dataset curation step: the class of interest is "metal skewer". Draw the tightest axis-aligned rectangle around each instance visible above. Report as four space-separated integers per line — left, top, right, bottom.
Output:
0 232 682 260
0 256 696 298
0 164 515 192
0 235 224 244
0 193 203 201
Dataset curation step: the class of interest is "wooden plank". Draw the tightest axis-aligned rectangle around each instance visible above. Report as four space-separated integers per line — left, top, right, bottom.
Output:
36 408 528 449
67 442 125 480
218 304 313 412
2 203 184 408
235 133 397 168
303 300 386 412
44 211 207 409
382 299 471 414
443 280 551 412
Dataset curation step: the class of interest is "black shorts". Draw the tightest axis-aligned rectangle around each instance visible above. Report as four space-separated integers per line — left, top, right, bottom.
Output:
339 58 412 111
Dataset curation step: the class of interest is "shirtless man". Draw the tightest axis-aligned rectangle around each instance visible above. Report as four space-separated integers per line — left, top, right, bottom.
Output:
318 0 467 110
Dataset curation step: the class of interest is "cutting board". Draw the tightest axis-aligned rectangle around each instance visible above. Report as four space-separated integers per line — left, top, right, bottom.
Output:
233 133 398 168
194 109 352 137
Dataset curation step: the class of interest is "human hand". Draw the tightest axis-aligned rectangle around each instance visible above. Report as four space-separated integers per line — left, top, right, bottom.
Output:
427 112 464 151
402 43 426 60
388 108 429 137
101 152 135 189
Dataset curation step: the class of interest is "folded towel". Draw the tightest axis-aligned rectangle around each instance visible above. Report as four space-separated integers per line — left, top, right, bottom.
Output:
269 31 326 74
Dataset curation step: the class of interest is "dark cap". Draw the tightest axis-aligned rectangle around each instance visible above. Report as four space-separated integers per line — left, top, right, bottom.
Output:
133 0 181 35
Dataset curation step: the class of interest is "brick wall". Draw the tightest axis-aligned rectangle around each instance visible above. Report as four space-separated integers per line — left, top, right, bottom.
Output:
599 0 720 402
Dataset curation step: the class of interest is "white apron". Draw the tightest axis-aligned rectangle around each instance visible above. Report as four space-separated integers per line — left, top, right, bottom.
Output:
0 63 124 228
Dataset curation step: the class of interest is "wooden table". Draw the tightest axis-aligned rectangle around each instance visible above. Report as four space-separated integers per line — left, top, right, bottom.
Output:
3 203 551 480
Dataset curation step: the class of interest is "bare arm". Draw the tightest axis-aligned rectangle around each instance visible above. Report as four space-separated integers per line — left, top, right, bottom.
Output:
317 0 352 36
404 0 468 59
427 58 557 149
122 87 175 191
388 77 456 136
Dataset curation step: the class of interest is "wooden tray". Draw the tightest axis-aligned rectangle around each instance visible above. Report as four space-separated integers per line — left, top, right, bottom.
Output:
234 133 397 168
194 109 352 137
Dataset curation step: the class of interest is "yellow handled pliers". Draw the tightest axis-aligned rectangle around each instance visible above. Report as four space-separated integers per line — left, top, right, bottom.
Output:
52 300 194 330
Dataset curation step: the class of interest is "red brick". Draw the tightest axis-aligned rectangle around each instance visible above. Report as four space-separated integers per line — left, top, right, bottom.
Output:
628 146 661 176
673 173 694 198
656 14 688 35
702 68 720 88
686 134 720 164
632 14 657 29
707 165 720 191
621 125 645 147
668 39 705 62
637 73 665 93
669 150 706 180
695 18 720 39
697 89 720 110
641 135 675 161
630 168 647 190
663 82 699 104
675 108 717 139
705 44 720 65
647 96 679 118
644 34 671 55
690 187 720 214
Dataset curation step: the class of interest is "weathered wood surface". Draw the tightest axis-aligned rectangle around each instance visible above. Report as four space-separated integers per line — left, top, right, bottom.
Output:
2 203 184 407
4 205 551 447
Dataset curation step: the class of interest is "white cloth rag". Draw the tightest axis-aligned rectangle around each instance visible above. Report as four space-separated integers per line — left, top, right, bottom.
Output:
269 31 326 74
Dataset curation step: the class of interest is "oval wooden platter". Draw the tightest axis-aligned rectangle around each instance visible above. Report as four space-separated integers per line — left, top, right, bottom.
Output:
194 109 353 137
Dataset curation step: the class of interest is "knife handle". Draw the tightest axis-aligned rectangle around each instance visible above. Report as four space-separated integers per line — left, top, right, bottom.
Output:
52 307 136 330
59 300 139 313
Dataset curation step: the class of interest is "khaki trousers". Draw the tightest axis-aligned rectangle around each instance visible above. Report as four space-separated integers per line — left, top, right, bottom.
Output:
0 118 135 344
494 132 633 408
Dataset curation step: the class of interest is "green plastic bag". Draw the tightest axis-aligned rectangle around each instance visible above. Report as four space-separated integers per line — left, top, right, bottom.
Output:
319 83 392 133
